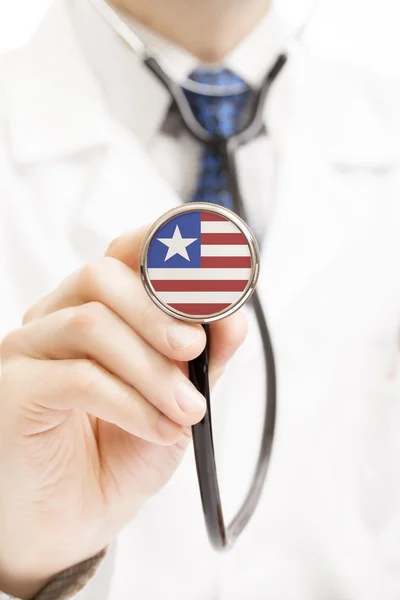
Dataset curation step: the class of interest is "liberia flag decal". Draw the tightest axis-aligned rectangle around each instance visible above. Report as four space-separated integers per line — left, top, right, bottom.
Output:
140 204 259 323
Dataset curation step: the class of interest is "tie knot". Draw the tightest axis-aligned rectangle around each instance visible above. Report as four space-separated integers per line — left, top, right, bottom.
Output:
183 68 251 138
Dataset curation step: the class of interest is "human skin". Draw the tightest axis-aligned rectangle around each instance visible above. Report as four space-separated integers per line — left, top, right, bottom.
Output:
109 0 271 62
0 227 247 598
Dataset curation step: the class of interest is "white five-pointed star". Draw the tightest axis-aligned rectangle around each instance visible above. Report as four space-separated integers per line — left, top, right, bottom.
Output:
157 225 197 261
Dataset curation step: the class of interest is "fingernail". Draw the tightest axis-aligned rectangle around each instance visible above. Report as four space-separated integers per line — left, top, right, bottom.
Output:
175 380 206 414
157 416 181 440
166 324 200 351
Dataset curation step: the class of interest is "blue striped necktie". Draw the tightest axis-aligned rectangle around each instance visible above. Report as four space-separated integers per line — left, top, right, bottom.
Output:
183 69 251 209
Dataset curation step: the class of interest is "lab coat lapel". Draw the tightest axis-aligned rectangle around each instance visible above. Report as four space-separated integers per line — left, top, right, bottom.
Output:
258 136 352 325
257 49 400 325
3 0 182 259
74 137 182 256
4 1 113 164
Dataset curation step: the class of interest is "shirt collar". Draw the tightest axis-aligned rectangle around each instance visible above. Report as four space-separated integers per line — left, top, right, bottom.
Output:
70 0 310 145
4 0 315 164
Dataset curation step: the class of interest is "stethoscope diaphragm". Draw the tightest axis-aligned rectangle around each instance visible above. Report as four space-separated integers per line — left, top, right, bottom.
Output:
139 203 260 324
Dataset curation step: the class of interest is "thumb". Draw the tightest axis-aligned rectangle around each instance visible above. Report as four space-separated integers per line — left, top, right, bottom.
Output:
105 225 150 271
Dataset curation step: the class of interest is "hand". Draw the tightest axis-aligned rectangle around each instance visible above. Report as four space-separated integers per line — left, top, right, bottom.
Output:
0 226 247 599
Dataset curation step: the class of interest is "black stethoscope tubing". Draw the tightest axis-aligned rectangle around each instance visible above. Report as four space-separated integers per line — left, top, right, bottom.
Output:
144 53 287 551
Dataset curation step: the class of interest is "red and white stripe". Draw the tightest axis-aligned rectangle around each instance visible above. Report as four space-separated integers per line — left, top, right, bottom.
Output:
149 212 251 317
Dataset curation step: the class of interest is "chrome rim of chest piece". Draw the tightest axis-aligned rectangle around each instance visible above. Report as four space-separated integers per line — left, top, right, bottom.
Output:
139 203 260 324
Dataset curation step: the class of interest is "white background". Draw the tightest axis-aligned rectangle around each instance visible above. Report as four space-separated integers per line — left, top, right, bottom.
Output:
0 0 399 78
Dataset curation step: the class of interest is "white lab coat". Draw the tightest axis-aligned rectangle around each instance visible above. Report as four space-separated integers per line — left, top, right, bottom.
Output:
1 2 400 599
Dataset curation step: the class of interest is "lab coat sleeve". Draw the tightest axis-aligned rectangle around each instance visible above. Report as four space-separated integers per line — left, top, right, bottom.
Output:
0 549 107 600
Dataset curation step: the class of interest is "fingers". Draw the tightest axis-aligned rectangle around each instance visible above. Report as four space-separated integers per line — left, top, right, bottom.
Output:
24 257 206 363
106 228 249 384
3 303 207 427
18 225 249 429
2 357 183 446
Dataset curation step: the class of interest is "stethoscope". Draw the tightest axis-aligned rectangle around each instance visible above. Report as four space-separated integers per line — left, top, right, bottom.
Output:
89 0 314 552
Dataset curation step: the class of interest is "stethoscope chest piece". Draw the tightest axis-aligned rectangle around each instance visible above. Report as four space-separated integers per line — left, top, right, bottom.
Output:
139 202 260 324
